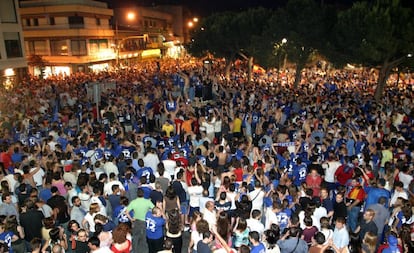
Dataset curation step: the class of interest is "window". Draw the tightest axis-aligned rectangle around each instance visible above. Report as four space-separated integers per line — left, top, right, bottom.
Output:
0 0 17 23
96 18 101 26
50 40 68 56
28 40 47 55
33 18 39 26
144 20 148 27
49 17 55 25
89 39 108 54
25 19 31 26
71 40 87 56
4 32 22 58
68 16 84 28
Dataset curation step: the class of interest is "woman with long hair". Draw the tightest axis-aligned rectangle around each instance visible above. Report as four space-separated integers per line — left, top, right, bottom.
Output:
188 219 209 253
163 186 180 213
232 217 249 250
4 215 25 253
110 223 132 253
215 212 231 249
166 209 183 253
361 232 377 253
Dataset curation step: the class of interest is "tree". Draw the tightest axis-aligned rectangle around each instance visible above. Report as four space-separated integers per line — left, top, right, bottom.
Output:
332 0 414 100
188 8 272 80
265 0 327 88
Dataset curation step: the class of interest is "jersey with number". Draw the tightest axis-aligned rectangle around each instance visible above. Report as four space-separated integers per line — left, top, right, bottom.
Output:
145 211 165 239
74 146 88 158
293 163 308 186
120 145 136 159
166 101 177 112
275 211 290 231
136 167 154 183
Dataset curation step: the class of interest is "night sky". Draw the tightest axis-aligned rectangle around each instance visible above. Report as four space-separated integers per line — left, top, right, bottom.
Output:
97 0 357 16
19 0 412 17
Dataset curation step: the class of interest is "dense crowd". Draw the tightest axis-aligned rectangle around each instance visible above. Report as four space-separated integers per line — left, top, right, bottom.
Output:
0 57 412 253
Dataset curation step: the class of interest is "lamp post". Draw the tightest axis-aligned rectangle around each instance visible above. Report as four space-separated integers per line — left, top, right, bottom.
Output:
115 11 136 67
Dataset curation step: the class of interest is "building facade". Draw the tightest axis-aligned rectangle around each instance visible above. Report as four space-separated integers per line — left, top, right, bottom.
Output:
19 0 115 76
0 0 27 89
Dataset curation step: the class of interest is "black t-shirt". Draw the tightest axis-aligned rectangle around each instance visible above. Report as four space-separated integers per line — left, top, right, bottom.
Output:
150 190 163 205
20 210 44 241
74 240 89 253
172 180 186 203
47 195 70 223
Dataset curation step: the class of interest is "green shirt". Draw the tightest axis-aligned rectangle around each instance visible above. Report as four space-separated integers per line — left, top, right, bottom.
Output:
127 197 154 221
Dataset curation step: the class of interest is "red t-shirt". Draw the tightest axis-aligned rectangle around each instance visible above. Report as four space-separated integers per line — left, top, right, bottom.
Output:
233 167 243 182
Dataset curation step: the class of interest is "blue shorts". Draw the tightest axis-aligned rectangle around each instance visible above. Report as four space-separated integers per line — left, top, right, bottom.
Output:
180 202 188 215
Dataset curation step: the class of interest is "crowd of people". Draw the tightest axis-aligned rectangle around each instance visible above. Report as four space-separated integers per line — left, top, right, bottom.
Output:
0 56 412 253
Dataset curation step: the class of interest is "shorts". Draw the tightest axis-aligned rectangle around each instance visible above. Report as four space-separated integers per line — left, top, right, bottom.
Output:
180 202 188 215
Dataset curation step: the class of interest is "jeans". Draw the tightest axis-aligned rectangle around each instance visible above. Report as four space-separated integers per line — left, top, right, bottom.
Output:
132 220 148 253
347 205 361 232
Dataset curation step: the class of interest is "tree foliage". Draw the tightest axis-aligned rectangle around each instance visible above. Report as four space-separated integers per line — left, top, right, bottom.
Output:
265 0 328 87
331 0 414 99
187 8 272 69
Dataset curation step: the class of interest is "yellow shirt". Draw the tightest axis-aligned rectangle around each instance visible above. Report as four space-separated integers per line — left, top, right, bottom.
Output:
233 117 242 133
162 123 175 137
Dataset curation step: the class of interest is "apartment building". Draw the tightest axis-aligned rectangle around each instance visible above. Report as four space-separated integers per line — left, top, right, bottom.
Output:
19 0 115 75
0 0 27 89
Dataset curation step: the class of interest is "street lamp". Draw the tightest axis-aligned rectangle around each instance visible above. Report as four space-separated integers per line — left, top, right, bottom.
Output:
115 11 137 66
187 21 194 28
126 12 136 21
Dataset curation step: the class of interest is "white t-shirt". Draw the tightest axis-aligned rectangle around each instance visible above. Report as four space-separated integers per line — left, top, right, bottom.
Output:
398 172 413 190
31 167 45 187
248 188 264 211
247 218 265 235
188 185 203 207
323 161 341 183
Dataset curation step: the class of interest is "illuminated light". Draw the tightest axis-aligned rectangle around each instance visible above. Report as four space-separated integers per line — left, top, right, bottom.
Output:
187 21 194 28
4 68 15 77
201 27 205 31
408 53 413 58
141 49 161 58
127 12 136 21
134 53 138 57
193 17 198 23
128 54 132 58
61 45 68 50
282 38 287 44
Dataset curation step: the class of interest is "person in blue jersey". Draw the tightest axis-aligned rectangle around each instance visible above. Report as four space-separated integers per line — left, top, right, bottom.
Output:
119 140 136 160
56 130 69 152
164 93 179 113
145 206 166 253
364 178 391 209
249 231 266 253
292 158 308 187
136 159 154 184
